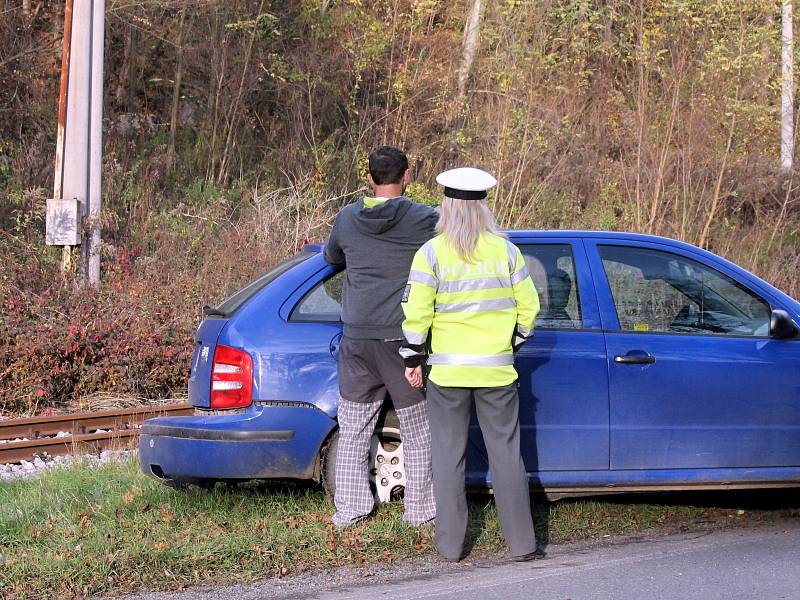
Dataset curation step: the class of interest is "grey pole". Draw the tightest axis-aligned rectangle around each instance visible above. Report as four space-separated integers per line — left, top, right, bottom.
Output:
87 0 104 287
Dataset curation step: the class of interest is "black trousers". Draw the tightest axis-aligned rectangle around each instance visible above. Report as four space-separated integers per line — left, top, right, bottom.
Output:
338 336 424 409
427 381 536 560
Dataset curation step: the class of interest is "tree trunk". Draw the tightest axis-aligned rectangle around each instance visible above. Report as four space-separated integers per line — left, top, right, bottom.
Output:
447 0 486 165
167 6 188 173
127 26 137 113
781 0 793 174
457 0 485 106
115 25 132 109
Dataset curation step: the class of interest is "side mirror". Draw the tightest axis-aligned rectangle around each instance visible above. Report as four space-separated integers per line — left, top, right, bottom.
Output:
770 309 799 339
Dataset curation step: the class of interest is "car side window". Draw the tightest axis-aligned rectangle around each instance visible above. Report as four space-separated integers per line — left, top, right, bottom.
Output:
598 245 771 336
290 271 344 322
518 244 583 329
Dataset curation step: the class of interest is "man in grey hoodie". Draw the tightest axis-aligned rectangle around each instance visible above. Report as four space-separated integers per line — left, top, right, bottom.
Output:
325 146 438 527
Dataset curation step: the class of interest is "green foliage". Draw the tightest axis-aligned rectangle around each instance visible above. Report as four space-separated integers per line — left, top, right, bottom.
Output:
405 181 440 206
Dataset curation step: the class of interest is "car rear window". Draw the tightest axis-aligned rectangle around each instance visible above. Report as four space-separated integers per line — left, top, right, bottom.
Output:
214 250 316 317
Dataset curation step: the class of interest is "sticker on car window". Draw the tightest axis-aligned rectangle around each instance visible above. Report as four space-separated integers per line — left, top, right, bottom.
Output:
633 323 650 332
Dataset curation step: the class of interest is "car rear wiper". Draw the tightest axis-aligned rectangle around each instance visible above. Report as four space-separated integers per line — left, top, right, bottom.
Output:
202 305 227 317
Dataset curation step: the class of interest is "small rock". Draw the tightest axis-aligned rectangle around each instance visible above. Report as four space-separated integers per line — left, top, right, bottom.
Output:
20 460 35 471
33 456 46 468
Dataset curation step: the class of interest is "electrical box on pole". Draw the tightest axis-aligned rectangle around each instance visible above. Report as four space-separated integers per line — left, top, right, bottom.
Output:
45 198 82 246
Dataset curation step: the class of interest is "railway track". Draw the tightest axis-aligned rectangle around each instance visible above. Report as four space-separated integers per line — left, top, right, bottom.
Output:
0 403 193 464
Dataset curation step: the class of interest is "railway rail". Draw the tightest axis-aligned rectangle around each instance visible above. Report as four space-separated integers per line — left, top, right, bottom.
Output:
0 403 192 464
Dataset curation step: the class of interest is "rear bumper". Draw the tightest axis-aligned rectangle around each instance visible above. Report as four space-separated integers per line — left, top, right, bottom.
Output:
138 404 337 481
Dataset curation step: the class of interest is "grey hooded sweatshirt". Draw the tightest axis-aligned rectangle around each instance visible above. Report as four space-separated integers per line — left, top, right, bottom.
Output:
324 196 438 340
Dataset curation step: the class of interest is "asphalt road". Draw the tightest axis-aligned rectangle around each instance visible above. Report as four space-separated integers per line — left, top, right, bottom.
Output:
305 523 800 600
127 520 800 600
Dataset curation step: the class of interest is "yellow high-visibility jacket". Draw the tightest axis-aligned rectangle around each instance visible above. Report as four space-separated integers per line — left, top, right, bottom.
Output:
401 232 540 388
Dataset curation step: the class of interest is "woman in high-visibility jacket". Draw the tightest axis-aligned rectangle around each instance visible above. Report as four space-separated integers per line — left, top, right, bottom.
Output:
400 167 542 562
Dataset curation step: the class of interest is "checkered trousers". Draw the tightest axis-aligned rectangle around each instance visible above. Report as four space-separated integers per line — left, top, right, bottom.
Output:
332 398 382 527
396 401 436 525
332 398 436 527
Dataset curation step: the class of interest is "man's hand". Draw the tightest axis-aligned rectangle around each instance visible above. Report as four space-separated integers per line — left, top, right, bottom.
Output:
405 366 423 388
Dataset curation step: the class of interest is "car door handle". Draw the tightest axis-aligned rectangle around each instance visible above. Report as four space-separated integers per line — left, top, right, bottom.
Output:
614 354 656 365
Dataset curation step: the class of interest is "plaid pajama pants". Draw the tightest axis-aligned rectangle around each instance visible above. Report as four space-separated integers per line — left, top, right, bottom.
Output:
332 398 436 527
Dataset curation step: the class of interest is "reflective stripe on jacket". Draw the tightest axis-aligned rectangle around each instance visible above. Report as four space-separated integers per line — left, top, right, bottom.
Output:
401 232 540 388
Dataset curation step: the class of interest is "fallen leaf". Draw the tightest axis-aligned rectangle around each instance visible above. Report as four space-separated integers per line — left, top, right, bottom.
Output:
122 491 135 505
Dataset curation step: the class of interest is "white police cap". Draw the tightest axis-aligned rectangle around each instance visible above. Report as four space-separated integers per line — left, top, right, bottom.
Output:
436 167 497 200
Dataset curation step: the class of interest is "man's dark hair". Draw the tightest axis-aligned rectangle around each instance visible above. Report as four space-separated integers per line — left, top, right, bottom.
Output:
368 146 409 185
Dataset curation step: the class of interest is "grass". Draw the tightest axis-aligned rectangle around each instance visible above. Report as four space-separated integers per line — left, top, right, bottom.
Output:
1 459 797 599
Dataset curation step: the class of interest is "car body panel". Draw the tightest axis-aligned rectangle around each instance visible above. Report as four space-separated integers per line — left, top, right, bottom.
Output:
518 465 800 489
221 258 341 416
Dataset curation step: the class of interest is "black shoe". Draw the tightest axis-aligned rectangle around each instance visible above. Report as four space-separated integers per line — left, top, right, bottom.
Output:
511 547 546 562
440 551 467 563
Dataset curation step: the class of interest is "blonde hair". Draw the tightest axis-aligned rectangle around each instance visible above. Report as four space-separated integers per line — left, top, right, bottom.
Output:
436 197 502 263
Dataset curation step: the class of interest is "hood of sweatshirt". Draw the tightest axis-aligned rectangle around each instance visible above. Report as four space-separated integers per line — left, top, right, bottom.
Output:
353 196 413 234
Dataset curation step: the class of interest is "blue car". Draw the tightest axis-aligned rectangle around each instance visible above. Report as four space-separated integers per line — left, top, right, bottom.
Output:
139 231 800 500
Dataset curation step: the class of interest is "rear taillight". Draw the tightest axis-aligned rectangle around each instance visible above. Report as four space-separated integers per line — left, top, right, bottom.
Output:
210 345 253 409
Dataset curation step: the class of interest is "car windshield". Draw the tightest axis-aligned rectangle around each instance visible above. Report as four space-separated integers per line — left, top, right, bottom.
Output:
214 249 316 317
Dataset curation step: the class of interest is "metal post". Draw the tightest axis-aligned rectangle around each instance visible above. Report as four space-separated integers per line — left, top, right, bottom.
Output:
55 0 75 273
87 0 104 287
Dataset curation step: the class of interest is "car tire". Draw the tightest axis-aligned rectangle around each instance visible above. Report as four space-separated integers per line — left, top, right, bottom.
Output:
321 406 405 504
320 429 339 500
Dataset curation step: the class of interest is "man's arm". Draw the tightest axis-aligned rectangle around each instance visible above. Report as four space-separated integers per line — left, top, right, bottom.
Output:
323 213 346 266
510 245 540 351
400 247 437 367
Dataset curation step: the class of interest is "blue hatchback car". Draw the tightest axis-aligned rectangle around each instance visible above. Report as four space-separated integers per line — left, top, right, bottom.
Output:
139 231 800 500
